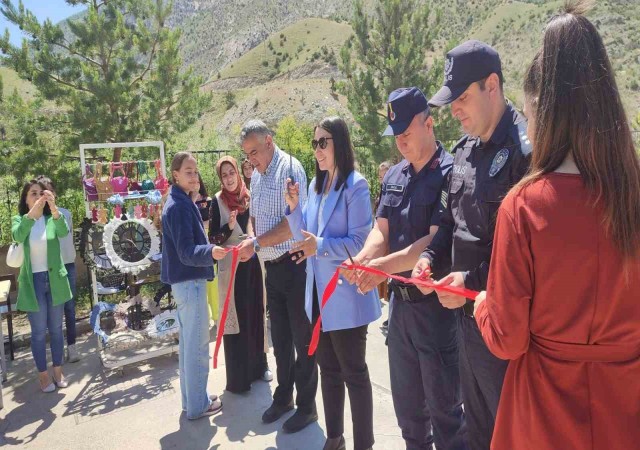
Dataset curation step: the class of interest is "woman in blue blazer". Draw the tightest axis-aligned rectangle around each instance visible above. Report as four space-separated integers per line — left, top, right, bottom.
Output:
285 117 381 450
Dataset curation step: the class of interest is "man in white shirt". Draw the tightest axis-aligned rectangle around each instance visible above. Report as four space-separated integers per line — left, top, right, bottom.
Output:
237 120 318 433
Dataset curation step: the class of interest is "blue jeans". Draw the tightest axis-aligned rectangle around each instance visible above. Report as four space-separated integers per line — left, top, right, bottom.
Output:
172 279 212 419
27 272 65 373
64 263 77 346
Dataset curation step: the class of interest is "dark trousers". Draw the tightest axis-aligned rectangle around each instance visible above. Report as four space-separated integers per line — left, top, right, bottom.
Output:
313 287 374 450
64 263 77 346
388 294 466 450
265 257 318 412
458 313 508 450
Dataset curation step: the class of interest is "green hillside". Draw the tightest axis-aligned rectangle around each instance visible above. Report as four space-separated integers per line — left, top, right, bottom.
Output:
464 0 640 114
0 66 38 100
218 18 352 82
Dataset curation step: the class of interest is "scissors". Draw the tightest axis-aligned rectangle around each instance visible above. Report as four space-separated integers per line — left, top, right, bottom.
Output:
343 243 356 267
339 243 357 286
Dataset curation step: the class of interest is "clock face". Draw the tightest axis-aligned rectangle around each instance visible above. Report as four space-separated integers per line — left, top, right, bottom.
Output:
87 226 113 270
113 221 152 263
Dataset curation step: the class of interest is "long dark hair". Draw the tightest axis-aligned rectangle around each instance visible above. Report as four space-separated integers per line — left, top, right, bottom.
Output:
518 0 640 261
314 117 355 194
197 172 208 199
18 180 46 216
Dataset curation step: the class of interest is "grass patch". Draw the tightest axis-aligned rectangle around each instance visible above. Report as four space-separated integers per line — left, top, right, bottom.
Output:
218 18 352 82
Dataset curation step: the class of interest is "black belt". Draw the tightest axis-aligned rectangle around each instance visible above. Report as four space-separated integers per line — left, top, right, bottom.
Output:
264 252 291 265
389 281 431 303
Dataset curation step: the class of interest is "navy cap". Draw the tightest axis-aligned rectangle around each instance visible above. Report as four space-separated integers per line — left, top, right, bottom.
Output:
429 40 502 107
382 87 430 136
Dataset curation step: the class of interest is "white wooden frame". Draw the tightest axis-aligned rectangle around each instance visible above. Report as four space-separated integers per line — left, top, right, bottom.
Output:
79 141 176 372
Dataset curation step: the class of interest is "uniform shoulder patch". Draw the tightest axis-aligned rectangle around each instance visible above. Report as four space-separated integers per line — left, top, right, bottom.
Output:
489 148 510 177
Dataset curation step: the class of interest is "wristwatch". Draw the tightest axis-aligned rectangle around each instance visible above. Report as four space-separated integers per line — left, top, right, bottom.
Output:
252 237 261 253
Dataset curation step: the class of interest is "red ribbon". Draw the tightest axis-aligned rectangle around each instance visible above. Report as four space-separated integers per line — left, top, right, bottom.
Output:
213 245 240 369
307 263 481 356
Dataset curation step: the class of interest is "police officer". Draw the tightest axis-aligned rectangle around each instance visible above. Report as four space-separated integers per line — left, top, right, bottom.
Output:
343 87 465 450
413 41 531 450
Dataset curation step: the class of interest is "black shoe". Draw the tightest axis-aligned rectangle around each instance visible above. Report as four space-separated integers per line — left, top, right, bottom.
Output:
261 401 294 424
323 435 346 450
282 409 318 433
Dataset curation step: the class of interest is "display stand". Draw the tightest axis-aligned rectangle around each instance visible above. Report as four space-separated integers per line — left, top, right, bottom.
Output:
79 141 178 374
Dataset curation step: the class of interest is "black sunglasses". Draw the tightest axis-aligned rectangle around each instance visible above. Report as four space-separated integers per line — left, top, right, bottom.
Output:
311 137 333 150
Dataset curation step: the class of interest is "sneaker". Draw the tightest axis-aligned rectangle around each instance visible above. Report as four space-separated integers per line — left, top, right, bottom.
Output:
41 382 56 393
67 344 81 363
261 369 273 382
54 376 69 388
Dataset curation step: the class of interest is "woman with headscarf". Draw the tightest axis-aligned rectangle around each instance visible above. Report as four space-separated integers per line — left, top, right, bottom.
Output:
209 156 271 393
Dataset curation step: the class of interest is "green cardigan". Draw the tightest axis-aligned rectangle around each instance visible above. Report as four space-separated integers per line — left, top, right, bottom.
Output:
11 214 72 312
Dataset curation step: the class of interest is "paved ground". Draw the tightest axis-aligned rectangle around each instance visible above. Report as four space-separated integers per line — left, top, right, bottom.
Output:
0 308 405 449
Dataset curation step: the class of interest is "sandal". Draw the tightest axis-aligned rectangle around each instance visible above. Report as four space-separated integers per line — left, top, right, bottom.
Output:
195 398 223 418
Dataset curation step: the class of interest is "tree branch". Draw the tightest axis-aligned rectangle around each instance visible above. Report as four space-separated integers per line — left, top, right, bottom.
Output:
54 37 103 68
32 65 95 95
128 34 160 89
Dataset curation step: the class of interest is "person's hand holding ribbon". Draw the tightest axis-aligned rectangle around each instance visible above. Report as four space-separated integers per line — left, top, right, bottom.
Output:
433 272 468 309
355 258 387 294
412 257 435 296
237 237 255 262
212 245 228 261
339 255 364 285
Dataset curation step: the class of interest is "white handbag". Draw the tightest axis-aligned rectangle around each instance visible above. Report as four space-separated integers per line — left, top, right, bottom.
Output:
6 242 24 268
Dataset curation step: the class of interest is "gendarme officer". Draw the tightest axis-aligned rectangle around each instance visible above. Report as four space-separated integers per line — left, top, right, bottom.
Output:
343 87 466 450
413 40 531 450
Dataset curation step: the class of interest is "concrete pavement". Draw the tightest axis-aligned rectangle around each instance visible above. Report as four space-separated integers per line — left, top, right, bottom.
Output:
0 310 405 449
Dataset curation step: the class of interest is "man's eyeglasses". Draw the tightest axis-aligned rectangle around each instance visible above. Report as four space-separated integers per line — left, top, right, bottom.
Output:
311 137 333 150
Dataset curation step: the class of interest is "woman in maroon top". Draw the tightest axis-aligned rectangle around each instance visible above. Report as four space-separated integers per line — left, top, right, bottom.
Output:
474 2 640 449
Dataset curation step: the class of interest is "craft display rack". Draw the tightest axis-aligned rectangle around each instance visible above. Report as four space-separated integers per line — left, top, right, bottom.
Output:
79 141 178 373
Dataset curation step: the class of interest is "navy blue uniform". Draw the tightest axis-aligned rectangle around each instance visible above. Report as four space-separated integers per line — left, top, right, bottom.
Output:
378 143 466 450
423 104 531 450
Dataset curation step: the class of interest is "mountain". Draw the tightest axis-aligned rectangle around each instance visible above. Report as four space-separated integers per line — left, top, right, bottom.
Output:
167 0 639 148
4 0 639 150
170 0 353 82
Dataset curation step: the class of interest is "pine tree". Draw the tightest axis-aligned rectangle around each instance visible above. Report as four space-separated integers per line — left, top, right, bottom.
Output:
339 0 458 161
0 0 211 160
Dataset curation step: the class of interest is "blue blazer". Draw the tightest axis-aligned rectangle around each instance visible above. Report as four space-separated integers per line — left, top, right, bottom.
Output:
286 171 381 331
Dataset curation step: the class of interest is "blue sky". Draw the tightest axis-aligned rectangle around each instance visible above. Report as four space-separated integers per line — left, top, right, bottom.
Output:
0 1 85 46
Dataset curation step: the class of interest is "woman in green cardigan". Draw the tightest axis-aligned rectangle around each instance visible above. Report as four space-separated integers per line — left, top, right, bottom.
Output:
12 179 72 392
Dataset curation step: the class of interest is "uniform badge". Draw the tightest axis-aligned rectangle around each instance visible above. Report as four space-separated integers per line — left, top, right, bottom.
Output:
489 148 510 177
444 57 454 82
386 184 404 193
388 102 396 122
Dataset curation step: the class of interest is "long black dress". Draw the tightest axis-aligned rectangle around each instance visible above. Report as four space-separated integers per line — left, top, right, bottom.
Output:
209 202 267 393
